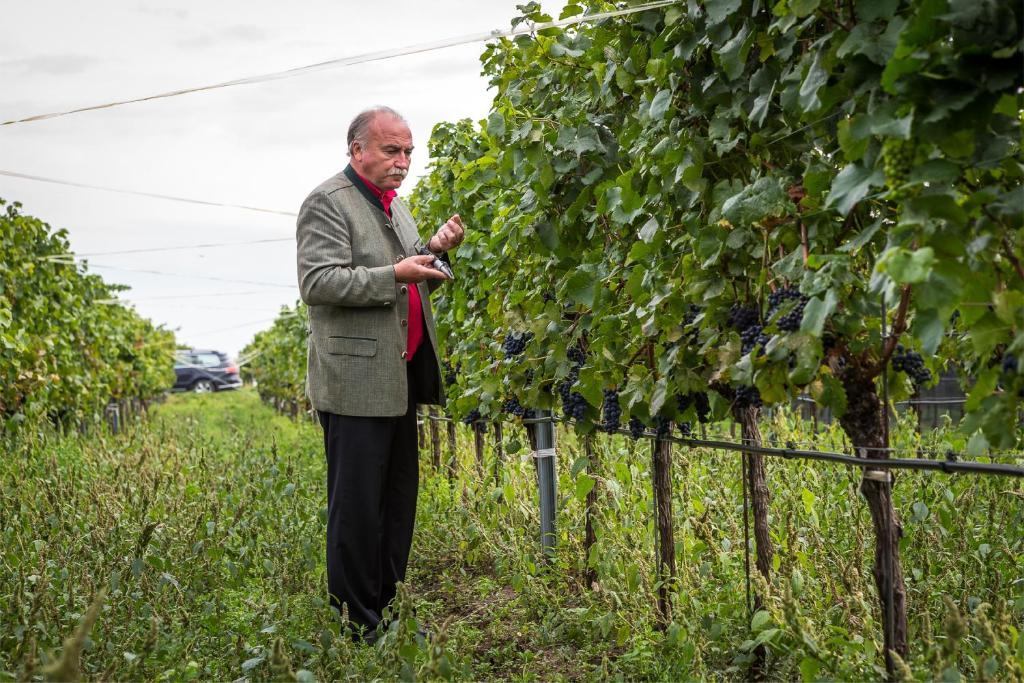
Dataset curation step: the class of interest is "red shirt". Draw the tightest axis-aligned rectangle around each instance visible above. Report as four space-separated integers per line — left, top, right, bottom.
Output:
354 171 424 362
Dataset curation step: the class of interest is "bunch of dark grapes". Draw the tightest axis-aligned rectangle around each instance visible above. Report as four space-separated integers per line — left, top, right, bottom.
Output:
892 345 932 387
502 396 526 418
601 389 622 433
628 417 646 439
563 391 588 421
683 304 701 327
676 393 693 413
734 385 763 409
653 416 672 440
728 304 760 331
680 305 703 344
740 325 770 354
443 360 460 387
1003 353 1018 375
502 331 533 359
768 286 809 332
567 343 587 367
461 409 487 433
557 366 580 403
693 392 711 423
678 421 692 438
542 290 556 303
556 366 588 420
728 304 767 354
882 138 915 198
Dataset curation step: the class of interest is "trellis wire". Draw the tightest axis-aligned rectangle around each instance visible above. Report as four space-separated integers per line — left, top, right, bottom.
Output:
421 412 1024 477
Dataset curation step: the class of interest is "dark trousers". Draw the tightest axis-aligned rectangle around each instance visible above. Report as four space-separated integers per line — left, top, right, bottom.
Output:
318 366 419 634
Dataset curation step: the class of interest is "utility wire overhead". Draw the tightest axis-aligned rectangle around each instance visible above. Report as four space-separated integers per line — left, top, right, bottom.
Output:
0 170 297 216
1 0 681 126
73 237 293 257
114 290 281 301
89 263 296 289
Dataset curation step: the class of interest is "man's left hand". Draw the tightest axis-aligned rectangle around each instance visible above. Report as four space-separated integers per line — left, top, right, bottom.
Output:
428 214 465 253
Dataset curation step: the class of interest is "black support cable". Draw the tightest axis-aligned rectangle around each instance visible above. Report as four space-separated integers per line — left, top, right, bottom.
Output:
421 413 1024 478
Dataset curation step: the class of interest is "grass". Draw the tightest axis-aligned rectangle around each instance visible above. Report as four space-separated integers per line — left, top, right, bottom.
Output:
0 388 1021 681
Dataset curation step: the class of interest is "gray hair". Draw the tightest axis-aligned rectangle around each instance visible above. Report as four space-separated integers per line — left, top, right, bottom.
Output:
347 106 407 156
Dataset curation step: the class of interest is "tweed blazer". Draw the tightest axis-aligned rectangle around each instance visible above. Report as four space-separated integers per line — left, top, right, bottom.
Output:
296 167 446 416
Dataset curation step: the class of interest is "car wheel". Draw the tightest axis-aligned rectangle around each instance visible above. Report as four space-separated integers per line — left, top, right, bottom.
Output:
193 379 215 393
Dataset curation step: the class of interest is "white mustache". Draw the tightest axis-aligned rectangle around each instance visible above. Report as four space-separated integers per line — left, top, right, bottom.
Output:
387 168 408 177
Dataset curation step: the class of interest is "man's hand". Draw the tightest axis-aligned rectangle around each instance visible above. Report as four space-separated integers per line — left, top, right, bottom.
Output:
394 254 449 283
427 214 465 253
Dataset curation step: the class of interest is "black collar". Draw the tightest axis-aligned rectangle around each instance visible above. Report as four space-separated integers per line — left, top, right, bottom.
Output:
344 164 388 216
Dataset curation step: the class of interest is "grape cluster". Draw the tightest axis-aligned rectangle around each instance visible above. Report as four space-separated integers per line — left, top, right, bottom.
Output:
892 346 932 387
728 303 767 354
563 391 588 420
443 360 460 387
628 417 646 440
676 391 711 423
502 331 533 359
678 421 693 438
601 389 622 433
684 304 701 327
502 396 526 417
882 138 916 198
567 343 587 367
542 291 556 303
734 385 763 409
694 392 711 423
728 304 760 331
462 409 487 433
768 286 809 332
740 325 770 354
555 365 588 420
1003 353 1018 375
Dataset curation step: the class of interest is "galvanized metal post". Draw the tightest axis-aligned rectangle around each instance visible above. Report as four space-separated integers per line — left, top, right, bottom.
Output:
534 410 557 558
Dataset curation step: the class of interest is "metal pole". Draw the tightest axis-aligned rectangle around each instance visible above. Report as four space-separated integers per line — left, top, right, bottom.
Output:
534 409 557 558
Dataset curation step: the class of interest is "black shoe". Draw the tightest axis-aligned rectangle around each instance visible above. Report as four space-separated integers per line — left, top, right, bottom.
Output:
348 624 381 646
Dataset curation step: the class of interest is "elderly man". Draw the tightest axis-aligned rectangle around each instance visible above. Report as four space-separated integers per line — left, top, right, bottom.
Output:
296 106 463 642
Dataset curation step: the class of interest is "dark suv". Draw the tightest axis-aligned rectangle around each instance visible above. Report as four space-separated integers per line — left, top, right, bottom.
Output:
173 349 242 393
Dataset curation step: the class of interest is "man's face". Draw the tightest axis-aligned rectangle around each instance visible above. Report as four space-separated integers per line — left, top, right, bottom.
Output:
351 114 414 191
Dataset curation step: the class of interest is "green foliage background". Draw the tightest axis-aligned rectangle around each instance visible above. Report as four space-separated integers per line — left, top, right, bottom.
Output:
406 0 1022 450
0 199 176 429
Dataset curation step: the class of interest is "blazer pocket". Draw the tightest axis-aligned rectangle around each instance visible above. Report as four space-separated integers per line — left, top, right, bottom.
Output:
326 336 377 357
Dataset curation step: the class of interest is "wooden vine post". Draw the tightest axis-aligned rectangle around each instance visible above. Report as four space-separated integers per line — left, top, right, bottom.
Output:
493 422 504 484
651 431 676 627
473 423 485 478
446 415 457 478
583 435 599 588
428 406 441 470
838 368 908 674
736 405 774 679
416 406 427 453
836 288 912 678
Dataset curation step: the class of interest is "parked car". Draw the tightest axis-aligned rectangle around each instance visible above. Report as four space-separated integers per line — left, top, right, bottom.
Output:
173 349 242 393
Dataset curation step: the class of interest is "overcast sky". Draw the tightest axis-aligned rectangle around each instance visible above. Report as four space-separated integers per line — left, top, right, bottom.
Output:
1 0 566 358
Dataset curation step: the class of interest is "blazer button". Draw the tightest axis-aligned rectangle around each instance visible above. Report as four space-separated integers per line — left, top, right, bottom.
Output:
400 285 408 295
400 319 408 327
401 350 408 359
395 255 403 263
